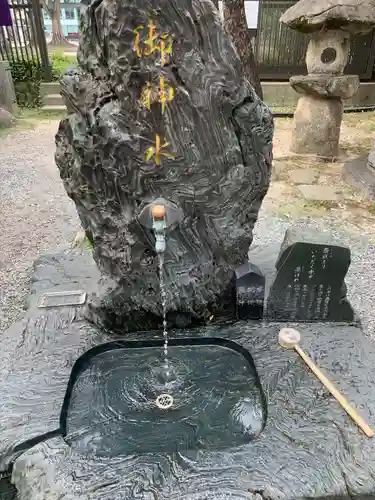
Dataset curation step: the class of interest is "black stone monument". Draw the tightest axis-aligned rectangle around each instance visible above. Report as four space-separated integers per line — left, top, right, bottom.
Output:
267 229 356 322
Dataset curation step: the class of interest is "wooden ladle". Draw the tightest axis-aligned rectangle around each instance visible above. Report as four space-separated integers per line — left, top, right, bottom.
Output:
278 327 374 438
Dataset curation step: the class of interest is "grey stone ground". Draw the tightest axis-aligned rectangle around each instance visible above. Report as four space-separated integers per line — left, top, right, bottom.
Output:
0 121 374 339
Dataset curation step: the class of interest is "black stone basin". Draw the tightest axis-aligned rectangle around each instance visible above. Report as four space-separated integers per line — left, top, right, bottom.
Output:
2 250 375 500
0 476 16 500
63 338 267 457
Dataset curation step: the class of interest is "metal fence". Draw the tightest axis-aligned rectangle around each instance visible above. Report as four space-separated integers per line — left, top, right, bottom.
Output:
0 0 50 78
254 0 375 80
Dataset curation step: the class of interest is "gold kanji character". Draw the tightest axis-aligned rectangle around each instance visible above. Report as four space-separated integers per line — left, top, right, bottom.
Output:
144 134 175 166
133 24 144 57
132 20 173 65
140 76 175 114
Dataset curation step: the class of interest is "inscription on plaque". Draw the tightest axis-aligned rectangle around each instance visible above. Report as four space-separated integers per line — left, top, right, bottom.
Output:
267 230 355 323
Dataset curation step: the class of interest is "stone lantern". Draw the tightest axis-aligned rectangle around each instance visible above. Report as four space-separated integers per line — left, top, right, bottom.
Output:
280 0 375 158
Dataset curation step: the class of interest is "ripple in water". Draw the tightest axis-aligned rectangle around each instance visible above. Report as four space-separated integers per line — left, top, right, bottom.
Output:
65 345 265 457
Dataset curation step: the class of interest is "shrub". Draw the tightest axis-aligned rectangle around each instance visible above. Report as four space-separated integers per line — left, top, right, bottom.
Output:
9 59 43 108
50 51 77 81
9 52 77 108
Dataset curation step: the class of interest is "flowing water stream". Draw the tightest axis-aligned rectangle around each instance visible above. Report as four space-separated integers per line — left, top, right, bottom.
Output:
158 251 169 375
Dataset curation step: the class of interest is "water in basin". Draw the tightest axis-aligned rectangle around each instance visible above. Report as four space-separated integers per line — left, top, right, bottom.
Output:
65 342 266 457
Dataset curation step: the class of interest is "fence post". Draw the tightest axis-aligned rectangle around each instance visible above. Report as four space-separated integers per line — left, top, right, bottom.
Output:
29 0 51 80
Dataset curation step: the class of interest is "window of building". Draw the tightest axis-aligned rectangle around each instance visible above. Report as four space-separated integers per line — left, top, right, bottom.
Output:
65 8 75 20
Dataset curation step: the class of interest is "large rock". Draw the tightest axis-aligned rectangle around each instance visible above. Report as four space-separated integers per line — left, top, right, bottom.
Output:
280 0 375 35
55 0 274 334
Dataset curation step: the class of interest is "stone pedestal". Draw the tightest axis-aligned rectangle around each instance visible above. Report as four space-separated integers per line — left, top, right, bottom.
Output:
291 94 343 157
0 107 14 128
290 74 358 157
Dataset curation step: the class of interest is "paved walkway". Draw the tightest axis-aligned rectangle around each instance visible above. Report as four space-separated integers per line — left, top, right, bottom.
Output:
0 121 79 334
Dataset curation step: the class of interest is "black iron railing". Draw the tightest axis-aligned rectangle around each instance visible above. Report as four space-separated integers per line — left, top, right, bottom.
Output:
0 0 51 79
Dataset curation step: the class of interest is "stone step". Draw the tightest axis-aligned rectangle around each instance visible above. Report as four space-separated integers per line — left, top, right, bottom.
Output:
43 93 63 106
40 82 61 96
41 104 66 112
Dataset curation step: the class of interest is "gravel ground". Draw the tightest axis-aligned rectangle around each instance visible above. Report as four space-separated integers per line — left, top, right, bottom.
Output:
0 120 374 339
0 122 80 334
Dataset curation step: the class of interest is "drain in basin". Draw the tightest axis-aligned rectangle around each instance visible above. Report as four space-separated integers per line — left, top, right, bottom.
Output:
155 393 174 409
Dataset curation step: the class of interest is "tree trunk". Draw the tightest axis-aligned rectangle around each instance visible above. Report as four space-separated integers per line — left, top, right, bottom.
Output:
223 0 263 99
50 0 68 45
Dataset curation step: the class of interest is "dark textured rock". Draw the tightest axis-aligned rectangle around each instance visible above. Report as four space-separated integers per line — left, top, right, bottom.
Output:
0 476 16 500
1 249 375 499
280 0 375 34
290 74 359 99
55 0 274 334
267 229 356 322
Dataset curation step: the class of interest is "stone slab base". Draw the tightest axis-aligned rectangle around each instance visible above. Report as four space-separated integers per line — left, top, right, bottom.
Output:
0 249 375 499
342 156 375 201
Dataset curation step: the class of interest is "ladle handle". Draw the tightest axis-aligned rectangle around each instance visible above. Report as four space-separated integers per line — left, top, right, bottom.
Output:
294 344 374 438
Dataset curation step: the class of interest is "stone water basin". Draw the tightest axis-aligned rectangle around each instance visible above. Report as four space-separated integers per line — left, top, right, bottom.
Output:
2 251 375 499
63 338 267 457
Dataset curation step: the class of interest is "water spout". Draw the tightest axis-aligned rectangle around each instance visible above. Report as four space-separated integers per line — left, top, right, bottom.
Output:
138 198 184 379
151 204 167 254
138 197 183 234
